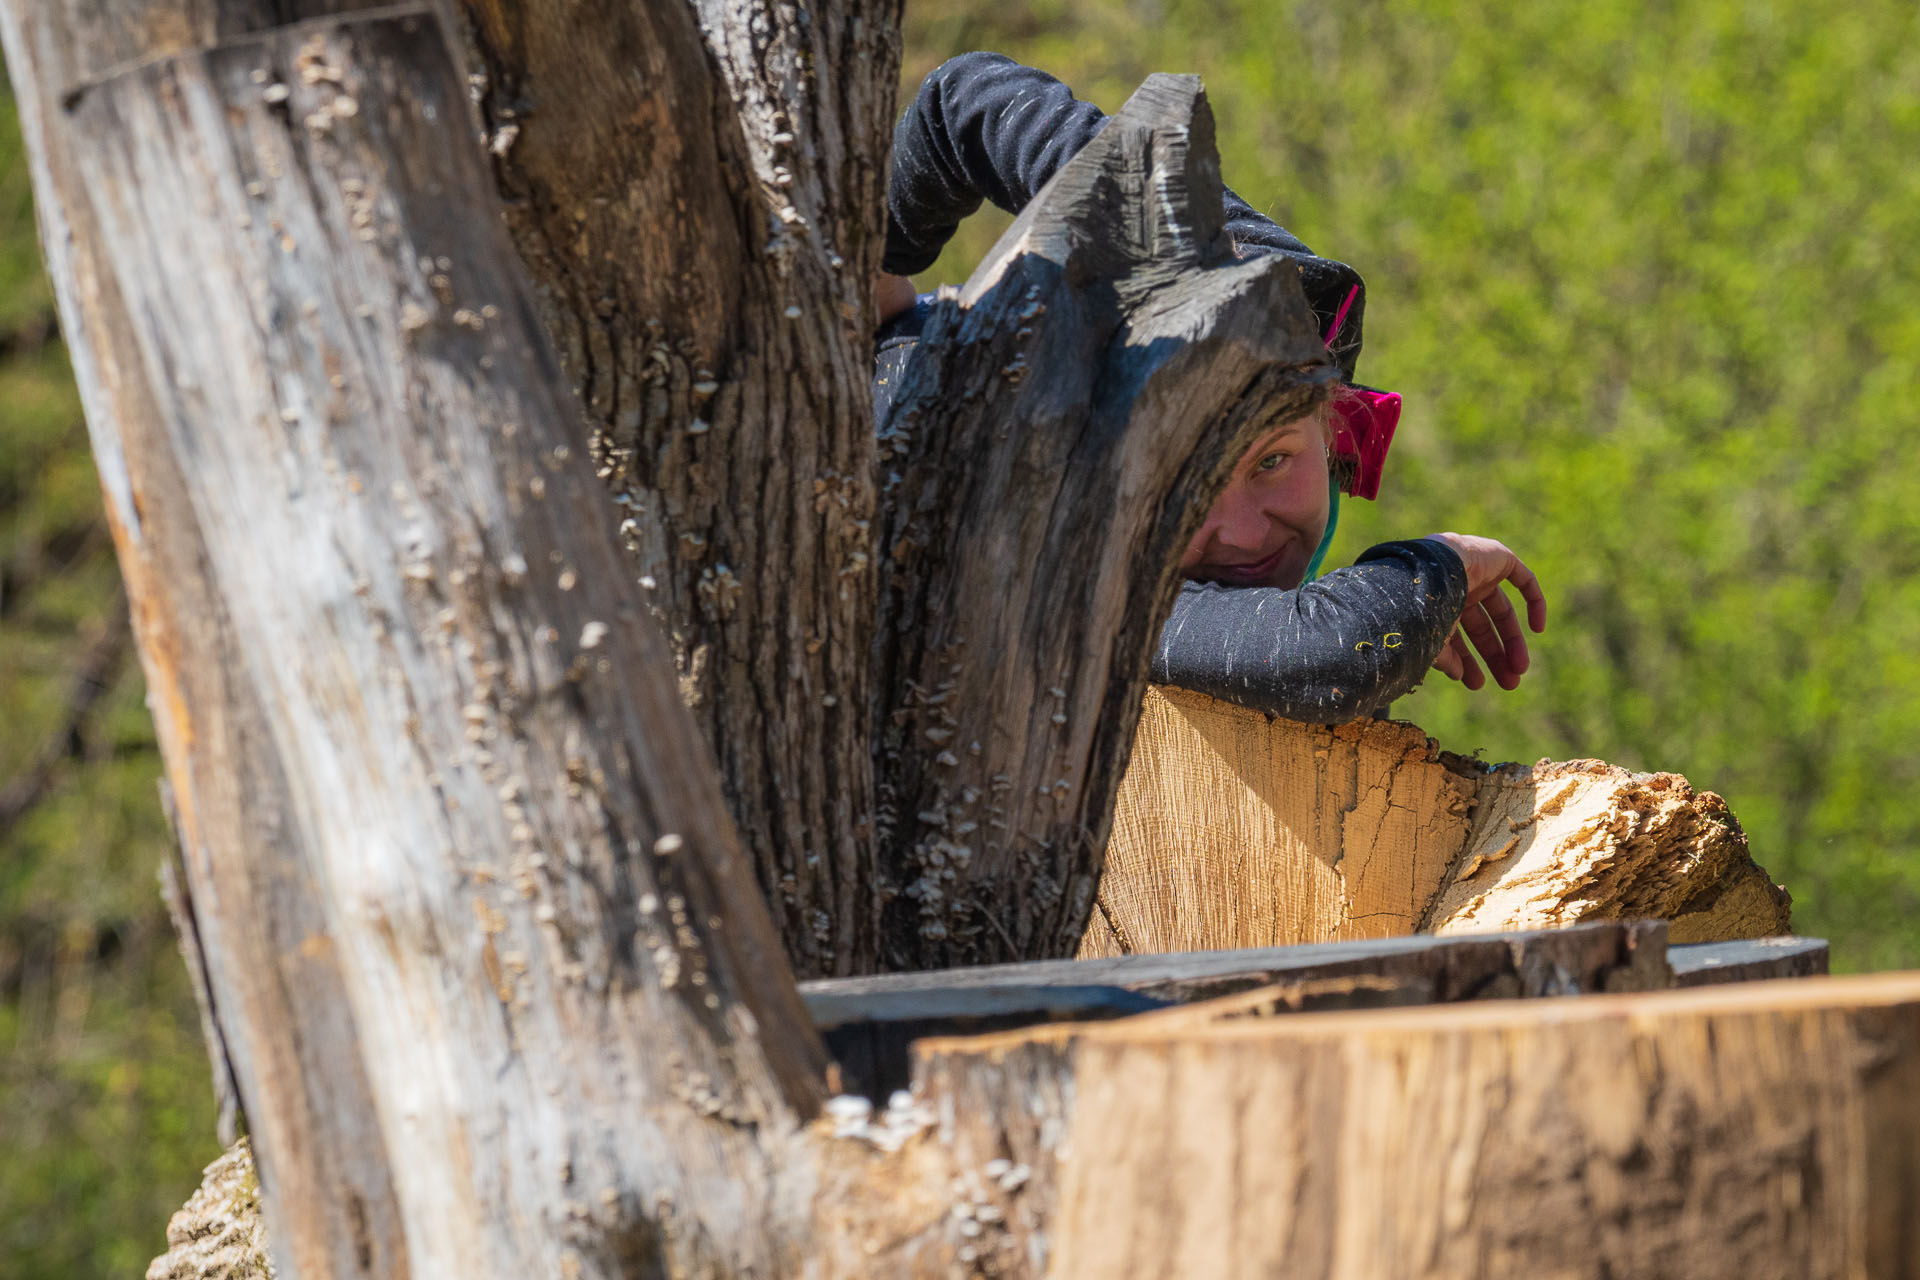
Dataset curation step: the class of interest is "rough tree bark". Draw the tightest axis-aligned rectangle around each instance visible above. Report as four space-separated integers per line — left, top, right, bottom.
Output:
452 0 899 976
445 6 1333 974
1 4 829 1274
2 0 1336 1273
869 81 1332 967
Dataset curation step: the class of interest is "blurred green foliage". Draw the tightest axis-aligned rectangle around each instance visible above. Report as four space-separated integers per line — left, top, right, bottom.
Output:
905 0 1920 969
2 0 1918 1272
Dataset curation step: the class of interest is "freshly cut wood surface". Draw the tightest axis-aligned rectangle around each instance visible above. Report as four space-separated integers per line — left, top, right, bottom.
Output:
917 973 1920 1280
1427 755 1792 941
1089 687 1789 955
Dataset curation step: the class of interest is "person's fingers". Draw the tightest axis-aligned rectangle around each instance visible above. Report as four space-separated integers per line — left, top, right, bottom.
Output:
1451 629 1485 691
1458 599 1516 689
1503 556 1548 633
1432 639 1464 682
1479 584 1530 677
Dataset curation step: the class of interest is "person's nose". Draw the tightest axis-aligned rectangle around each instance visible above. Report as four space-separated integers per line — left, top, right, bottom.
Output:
1209 489 1271 554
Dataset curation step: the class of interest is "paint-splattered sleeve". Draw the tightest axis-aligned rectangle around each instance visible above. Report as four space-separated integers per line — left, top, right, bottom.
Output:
883 51 1311 276
1150 539 1469 724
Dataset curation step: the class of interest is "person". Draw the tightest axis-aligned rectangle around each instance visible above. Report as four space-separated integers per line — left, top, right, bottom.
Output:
874 52 1545 723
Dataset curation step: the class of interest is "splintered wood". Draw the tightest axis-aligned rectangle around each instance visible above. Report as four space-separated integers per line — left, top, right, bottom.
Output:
143 1140 272 1280
1087 687 1789 955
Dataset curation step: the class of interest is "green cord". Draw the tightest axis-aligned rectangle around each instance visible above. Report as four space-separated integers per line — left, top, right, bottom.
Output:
1302 476 1341 583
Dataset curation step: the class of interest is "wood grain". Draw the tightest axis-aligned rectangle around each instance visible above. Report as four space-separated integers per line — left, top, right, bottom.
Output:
918 973 1920 1280
1092 686 1790 955
1 5 833 1275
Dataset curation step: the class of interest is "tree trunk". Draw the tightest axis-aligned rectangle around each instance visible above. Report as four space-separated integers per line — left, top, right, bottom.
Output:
0 4 829 1274
451 0 899 977
1089 686 1790 957
2 0 1344 1272
441 15 1334 972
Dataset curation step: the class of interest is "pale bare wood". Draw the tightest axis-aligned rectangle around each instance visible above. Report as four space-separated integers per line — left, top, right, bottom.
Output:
1428 754 1791 940
1089 686 1475 955
915 973 1920 1280
1 5 837 1275
1090 686 1789 956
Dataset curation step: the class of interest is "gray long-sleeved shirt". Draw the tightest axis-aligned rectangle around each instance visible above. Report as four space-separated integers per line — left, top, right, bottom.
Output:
881 53 1467 723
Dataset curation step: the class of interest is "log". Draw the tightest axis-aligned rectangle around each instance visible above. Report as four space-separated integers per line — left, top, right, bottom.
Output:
808 928 1828 1101
1670 934 1830 986
916 972 1920 1279
1088 686 1790 955
146 925 1834 1277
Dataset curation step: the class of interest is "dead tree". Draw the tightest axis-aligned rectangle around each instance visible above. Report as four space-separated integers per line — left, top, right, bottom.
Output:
1 0 1333 1273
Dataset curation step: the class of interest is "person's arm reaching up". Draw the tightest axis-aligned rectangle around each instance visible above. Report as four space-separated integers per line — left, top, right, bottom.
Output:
884 52 1314 272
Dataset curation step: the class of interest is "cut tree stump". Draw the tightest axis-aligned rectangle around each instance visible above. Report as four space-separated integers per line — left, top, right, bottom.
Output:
149 924 1835 1278
1087 686 1791 956
916 972 1920 1279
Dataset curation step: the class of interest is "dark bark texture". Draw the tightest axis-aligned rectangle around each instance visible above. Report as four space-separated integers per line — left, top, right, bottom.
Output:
453 0 900 977
870 75 1335 968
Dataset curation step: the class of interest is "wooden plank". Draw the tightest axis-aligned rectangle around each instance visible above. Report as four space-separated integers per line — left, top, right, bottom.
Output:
811 985 1168 1101
805 921 1671 1098
1093 687 1791 956
914 973 1920 1279
1671 935 1830 986
808 918 1671 1001
810 930 1830 1107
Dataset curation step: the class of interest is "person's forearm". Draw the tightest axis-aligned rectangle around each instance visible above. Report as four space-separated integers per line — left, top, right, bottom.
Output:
1150 539 1467 723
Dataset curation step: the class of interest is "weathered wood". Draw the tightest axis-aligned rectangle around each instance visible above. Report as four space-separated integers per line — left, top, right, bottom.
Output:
144 1139 273 1280
1090 686 1790 955
1671 934 1830 986
811 984 1168 1102
454 0 898 976
808 918 1671 1002
150 926 1843 1278
807 919 1690 1099
916 972 1920 1279
873 78 1336 969
0 5 835 1275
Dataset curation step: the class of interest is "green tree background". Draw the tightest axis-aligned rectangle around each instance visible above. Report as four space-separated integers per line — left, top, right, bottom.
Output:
4 0 1918 1271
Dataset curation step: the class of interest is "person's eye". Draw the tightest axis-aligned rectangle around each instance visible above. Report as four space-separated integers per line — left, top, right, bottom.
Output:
1256 451 1292 472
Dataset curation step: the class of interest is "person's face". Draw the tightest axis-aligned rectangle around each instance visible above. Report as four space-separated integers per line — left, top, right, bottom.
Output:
1179 414 1332 590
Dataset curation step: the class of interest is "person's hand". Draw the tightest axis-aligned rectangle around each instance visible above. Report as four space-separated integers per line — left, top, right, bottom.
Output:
875 272 917 324
1423 533 1547 692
